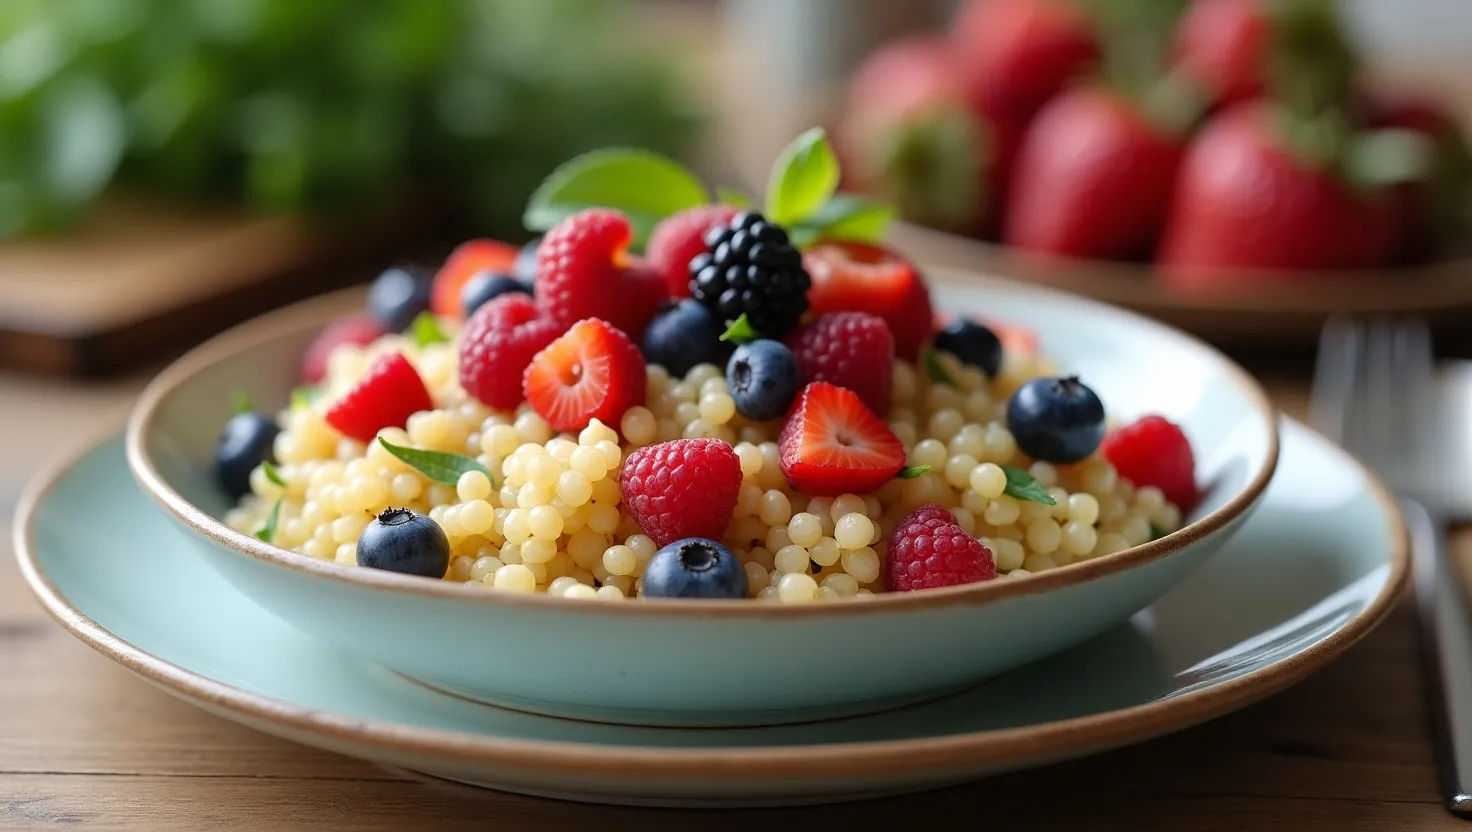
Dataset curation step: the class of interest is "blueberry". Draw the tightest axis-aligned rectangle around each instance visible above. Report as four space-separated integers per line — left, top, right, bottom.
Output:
1006 376 1106 463
935 319 1004 378
356 508 450 578
515 237 540 286
726 339 800 421
214 412 280 501
366 266 432 332
642 538 749 599
461 270 531 318
640 299 726 377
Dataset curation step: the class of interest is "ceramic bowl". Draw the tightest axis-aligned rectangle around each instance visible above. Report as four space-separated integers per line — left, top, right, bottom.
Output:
126 270 1279 727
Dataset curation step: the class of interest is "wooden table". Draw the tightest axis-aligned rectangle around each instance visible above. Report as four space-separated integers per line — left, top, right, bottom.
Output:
0 371 1463 831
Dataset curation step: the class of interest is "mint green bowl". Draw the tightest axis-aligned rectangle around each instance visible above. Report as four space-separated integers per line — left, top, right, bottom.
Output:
126 271 1278 727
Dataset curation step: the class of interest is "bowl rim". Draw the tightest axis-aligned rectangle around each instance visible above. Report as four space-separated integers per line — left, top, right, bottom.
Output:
125 270 1281 619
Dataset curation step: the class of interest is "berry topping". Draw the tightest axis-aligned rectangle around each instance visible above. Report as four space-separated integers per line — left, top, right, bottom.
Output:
803 241 934 361
299 314 387 384
885 503 997 591
726 339 801 421
366 266 433 332
459 294 564 411
325 353 434 443
1100 415 1198 511
431 239 520 319
640 299 727 378
460 271 531 319
689 211 811 337
620 439 742 547
935 318 1004 378
647 204 741 299
536 208 668 341
357 508 450 579
1006 376 1106 463
642 538 749 599
786 311 895 417
523 318 647 433
214 411 280 501
779 382 906 495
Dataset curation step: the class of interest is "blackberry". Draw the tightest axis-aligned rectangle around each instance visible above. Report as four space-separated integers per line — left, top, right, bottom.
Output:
688 211 810 337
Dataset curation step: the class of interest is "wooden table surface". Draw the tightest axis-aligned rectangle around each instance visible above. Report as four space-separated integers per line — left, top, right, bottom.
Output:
0 370 1464 831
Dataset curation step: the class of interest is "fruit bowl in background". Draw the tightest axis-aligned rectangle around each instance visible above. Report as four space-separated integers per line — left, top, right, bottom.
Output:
125 272 1278 728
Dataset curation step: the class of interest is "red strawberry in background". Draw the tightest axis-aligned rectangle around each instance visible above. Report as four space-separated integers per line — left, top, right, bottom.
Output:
430 239 520 320
803 241 933 361
1171 0 1268 108
1369 95 1472 263
1004 87 1189 260
839 36 1022 236
536 209 668 341
950 0 1100 123
646 204 740 299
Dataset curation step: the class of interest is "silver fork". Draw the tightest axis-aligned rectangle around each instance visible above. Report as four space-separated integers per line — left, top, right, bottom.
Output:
1310 318 1472 817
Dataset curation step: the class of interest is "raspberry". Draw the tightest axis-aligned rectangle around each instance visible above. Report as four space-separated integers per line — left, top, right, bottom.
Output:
523 318 646 433
536 209 667 341
459 294 564 410
299 314 387 384
1099 415 1198 510
619 439 742 546
325 353 434 443
786 312 895 417
646 204 739 299
885 503 997 591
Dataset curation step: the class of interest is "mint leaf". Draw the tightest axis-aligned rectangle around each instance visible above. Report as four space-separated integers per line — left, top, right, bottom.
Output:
791 193 894 246
378 438 493 486
255 500 281 543
411 311 448 347
232 391 253 414
1002 466 1056 505
1150 523 1169 541
290 386 318 411
524 148 709 248
262 461 286 488
897 465 931 480
924 349 956 386
716 186 754 209
719 313 761 344
766 127 840 226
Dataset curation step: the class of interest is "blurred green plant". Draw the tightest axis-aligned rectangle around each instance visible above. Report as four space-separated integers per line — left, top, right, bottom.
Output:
0 0 700 238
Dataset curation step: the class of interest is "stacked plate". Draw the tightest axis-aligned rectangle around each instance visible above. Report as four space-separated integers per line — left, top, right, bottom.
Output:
13 271 1407 806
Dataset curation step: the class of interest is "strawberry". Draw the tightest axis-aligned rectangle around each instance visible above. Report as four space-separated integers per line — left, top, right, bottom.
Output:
802 241 933 361
1369 96 1472 262
1158 102 1405 280
523 318 646 433
839 36 1022 235
299 314 387 384
779 382 905 496
950 0 1099 123
646 204 740 299
1004 87 1187 260
1100 415 1198 512
786 312 895 418
430 239 520 320
459 294 564 411
1171 0 1268 108
536 209 668 342
325 353 434 443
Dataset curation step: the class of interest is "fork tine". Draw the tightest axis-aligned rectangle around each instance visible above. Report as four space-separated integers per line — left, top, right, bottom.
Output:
1360 319 1400 471
1309 316 1360 445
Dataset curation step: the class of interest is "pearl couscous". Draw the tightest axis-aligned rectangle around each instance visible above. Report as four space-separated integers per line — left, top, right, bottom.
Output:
224 328 1183 603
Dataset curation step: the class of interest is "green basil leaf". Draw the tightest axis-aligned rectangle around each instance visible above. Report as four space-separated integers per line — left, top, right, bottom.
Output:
897 465 931 480
232 391 253 414
1002 466 1056 505
378 438 493 486
765 128 840 226
411 311 448 347
791 193 894 245
290 386 318 411
255 500 281 543
719 313 761 344
924 349 956 386
262 461 286 488
523 148 709 249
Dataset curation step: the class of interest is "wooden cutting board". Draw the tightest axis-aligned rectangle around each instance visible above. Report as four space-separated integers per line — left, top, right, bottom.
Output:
0 194 441 377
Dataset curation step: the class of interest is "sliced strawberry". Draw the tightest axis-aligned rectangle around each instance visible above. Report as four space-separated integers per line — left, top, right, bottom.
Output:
299 314 387 384
325 353 434 443
430 239 520 320
779 382 905 496
803 242 933 362
523 318 647 433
